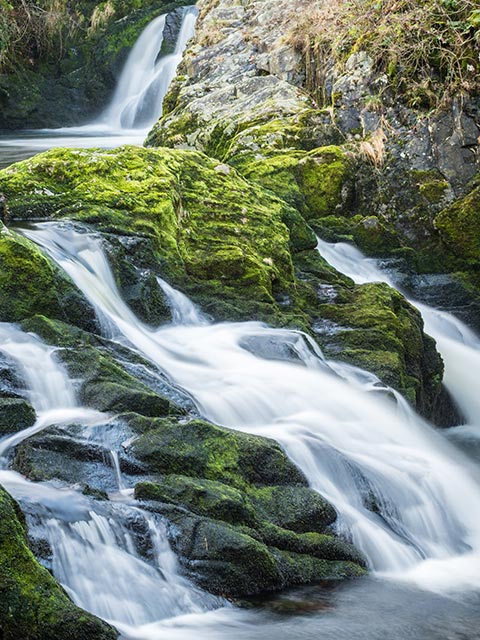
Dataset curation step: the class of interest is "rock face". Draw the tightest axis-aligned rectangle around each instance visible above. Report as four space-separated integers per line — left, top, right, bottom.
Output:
147 0 480 287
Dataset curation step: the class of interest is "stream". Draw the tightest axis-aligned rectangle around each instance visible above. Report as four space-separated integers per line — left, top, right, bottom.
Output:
1 7 480 640
0 221 475 638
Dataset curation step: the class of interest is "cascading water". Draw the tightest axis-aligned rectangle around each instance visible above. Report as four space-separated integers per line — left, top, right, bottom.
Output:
315 237 480 429
0 321 222 637
100 7 198 131
0 7 197 166
23 222 480 595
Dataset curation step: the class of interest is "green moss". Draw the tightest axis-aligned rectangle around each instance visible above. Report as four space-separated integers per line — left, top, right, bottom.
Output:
128 415 306 490
135 476 258 526
317 282 443 407
0 398 36 436
21 315 176 417
0 226 94 327
248 485 336 534
0 146 296 308
0 486 117 639
411 169 450 204
435 183 480 270
240 146 353 220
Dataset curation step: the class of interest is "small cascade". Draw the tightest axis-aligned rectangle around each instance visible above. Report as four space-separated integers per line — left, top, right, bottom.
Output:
25 222 480 594
39 508 215 633
157 277 208 326
0 319 222 635
0 323 77 413
0 323 106 459
100 7 197 131
315 237 480 428
0 7 197 166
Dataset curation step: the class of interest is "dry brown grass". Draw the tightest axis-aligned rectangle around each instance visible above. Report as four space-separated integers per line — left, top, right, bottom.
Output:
359 127 387 169
285 0 480 109
88 1 115 37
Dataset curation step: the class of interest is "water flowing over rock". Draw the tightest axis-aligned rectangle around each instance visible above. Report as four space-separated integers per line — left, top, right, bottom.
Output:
0 0 480 637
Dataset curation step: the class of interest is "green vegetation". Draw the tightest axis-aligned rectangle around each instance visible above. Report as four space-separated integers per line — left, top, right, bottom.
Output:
0 225 95 328
287 0 480 108
131 414 365 596
0 398 36 436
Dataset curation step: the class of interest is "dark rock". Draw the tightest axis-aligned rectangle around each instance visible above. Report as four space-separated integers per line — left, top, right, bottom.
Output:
0 398 36 436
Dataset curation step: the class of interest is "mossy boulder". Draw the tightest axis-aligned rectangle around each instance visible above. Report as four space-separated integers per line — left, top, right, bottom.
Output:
128 415 306 490
435 183 480 273
0 146 299 309
249 485 336 534
0 225 96 328
316 282 444 411
0 398 36 436
0 485 117 640
135 476 258 526
240 146 354 220
163 511 364 597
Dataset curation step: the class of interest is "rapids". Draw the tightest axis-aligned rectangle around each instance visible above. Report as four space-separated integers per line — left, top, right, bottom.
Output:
21 223 480 596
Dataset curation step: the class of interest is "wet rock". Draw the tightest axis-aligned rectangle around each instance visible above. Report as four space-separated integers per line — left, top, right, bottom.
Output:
249 485 336 534
0 486 117 639
0 398 36 436
129 415 307 488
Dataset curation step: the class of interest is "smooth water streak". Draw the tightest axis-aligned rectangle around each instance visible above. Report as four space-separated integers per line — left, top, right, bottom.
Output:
315 237 480 428
24 223 480 594
100 7 197 131
0 8 197 167
0 320 221 635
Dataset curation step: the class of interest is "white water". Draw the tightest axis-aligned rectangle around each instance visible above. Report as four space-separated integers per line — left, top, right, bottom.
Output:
157 277 208 325
0 320 221 635
100 7 197 131
0 323 107 457
24 223 480 595
315 238 480 428
0 8 197 167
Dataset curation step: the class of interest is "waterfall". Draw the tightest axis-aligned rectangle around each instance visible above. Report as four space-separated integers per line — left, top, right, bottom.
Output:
100 7 198 132
315 237 480 429
0 323 106 457
0 320 222 635
157 277 208 326
0 7 197 167
23 222 480 594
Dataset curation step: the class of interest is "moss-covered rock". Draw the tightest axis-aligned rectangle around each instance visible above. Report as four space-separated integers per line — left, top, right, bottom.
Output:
0 398 36 436
0 146 298 309
0 225 96 328
315 282 444 410
435 183 480 274
248 485 336 534
135 476 258 526
166 513 363 597
128 415 306 489
21 315 177 418
0 485 117 639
